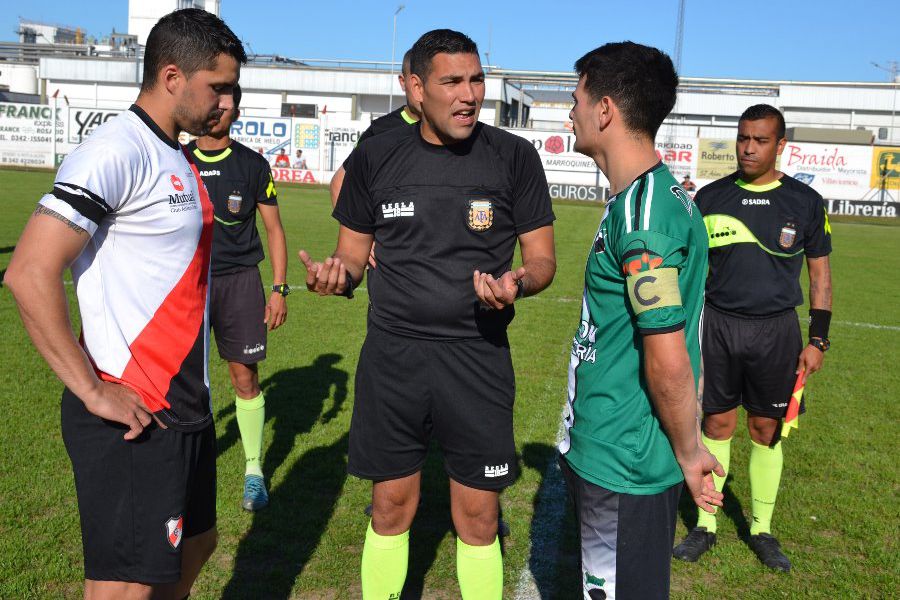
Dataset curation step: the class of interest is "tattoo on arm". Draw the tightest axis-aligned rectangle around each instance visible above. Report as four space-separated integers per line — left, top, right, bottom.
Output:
34 205 86 234
808 258 833 310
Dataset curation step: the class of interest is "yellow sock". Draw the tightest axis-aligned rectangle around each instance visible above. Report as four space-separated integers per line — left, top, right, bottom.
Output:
457 537 502 600
696 434 731 533
361 521 408 599
749 439 783 535
235 392 265 477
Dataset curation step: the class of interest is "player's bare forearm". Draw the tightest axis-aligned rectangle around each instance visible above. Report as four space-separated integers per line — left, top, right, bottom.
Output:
807 255 832 311
518 225 556 296
4 209 102 401
643 329 701 461
333 225 373 284
330 166 346 208
259 204 288 284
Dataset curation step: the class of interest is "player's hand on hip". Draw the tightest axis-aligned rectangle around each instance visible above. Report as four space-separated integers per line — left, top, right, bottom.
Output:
265 292 287 331
473 267 525 310
796 344 824 384
678 445 725 513
298 250 347 296
368 242 377 269
82 382 165 440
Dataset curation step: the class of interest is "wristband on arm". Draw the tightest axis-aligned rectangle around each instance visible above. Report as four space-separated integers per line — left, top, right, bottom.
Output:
808 308 831 340
339 270 356 299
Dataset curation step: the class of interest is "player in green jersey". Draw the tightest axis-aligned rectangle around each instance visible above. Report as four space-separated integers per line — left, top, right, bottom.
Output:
559 41 724 599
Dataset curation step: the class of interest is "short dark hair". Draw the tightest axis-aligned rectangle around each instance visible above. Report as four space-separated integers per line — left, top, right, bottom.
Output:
574 41 678 139
739 104 786 139
409 29 478 81
401 49 413 76
141 8 246 92
233 83 242 109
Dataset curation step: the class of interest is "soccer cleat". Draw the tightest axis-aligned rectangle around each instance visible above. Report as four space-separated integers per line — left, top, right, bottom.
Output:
749 533 791 572
242 474 269 511
672 527 716 562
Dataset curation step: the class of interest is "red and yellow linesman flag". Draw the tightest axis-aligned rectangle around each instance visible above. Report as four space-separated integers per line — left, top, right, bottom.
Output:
782 370 805 438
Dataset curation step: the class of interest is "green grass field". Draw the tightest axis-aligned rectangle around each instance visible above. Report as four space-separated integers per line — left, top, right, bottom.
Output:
0 168 897 599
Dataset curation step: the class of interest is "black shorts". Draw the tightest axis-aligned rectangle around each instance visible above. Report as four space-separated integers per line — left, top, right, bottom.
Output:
559 455 681 600
348 324 518 491
61 389 217 583
702 304 804 419
210 267 267 363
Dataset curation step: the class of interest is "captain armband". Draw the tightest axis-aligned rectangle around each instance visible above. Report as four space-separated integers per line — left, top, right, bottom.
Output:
625 268 682 315
808 309 831 340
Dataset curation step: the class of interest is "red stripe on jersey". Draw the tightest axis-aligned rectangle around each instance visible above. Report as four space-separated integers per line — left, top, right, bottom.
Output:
102 149 213 413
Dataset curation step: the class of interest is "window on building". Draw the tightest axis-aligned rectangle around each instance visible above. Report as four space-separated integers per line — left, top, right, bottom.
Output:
282 103 318 118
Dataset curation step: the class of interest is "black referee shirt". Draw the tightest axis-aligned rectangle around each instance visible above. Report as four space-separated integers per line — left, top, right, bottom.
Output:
187 140 278 275
334 122 555 340
696 172 831 316
357 106 418 146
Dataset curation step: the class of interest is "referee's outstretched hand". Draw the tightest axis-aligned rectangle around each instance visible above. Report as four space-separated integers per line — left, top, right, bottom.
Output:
83 381 166 441
680 445 726 514
474 267 525 310
299 250 348 296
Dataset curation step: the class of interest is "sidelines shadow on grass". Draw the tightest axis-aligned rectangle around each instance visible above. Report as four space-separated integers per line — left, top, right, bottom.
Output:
400 444 455 599
216 353 348 477
520 442 581 600
218 353 350 599
677 477 752 542
221 431 351 599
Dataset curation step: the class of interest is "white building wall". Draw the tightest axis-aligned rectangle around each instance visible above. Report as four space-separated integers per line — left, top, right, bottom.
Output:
128 0 219 46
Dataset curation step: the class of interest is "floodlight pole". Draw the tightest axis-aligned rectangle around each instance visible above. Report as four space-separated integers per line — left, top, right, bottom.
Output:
872 61 898 143
388 5 405 114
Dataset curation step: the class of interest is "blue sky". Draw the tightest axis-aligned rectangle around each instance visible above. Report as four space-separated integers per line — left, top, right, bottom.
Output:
6 0 898 82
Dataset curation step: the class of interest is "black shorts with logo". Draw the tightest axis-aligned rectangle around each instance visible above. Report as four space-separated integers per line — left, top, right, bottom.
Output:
61 388 216 583
702 304 804 419
210 266 267 363
348 323 518 490
559 455 682 600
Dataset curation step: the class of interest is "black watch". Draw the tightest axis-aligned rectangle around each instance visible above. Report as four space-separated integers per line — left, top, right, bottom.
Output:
515 278 526 300
809 337 830 352
272 283 290 297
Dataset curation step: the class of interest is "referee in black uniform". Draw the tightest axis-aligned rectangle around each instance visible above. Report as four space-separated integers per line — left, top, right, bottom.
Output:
673 104 832 572
329 49 422 208
187 84 289 512
300 29 556 599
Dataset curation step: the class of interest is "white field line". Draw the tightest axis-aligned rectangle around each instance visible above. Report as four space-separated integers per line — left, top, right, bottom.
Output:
57 280 900 333
513 403 569 600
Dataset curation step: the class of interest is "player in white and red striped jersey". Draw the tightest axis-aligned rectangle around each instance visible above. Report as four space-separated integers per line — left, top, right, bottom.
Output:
5 8 245 599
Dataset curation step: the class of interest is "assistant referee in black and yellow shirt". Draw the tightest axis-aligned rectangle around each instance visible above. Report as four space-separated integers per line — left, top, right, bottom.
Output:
673 104 833 572
188 84 289 512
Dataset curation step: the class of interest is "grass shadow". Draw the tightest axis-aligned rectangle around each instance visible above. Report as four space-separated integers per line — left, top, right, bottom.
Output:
677 477 752 542
217 354 350 599
520 443 580 600
216 353 348 477
221 432 350 599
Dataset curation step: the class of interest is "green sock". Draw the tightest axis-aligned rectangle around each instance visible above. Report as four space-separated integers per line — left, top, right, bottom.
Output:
235 392 265 477
457 537 502 600
749 439 783 536
696 434 732 533
361 521 408 600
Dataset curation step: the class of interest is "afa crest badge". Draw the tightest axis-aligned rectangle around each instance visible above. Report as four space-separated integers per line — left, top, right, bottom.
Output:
227 190 243 214
779 222 797 249
467 200 493 231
